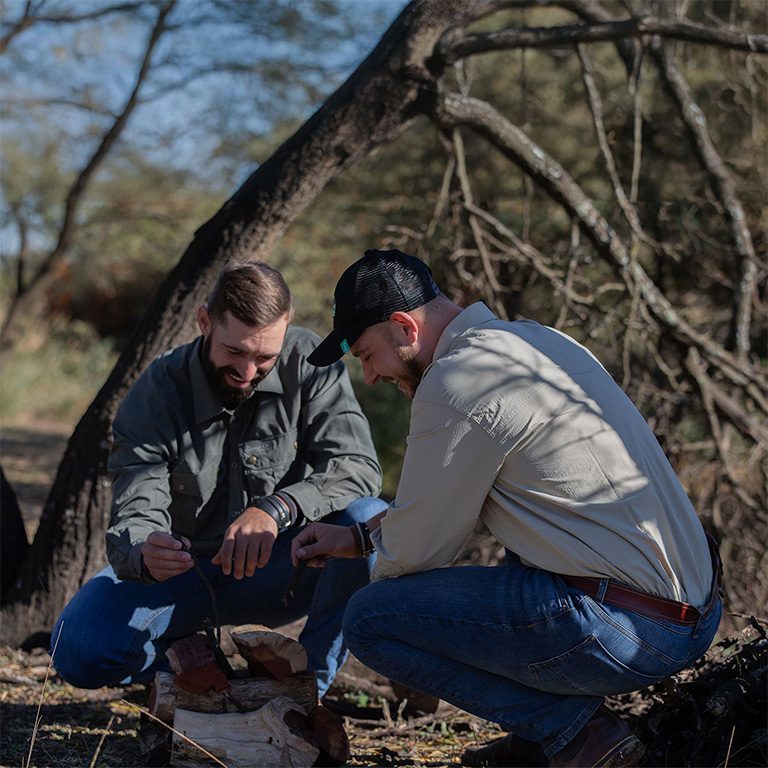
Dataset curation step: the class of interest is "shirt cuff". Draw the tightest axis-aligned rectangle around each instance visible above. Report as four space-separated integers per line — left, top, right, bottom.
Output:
277 482 332 522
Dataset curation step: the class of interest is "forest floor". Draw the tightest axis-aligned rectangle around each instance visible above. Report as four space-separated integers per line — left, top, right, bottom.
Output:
1 424 766 768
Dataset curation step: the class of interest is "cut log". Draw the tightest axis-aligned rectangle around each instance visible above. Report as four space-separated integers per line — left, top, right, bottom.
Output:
170 697 319 768
151 670 318 723
309 705 351 767
230 624 308 681
166 633 215 674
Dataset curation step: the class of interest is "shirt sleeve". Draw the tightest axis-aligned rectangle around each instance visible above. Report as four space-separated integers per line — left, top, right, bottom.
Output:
371 398 506 581
280 357 383 521
105 390 174 582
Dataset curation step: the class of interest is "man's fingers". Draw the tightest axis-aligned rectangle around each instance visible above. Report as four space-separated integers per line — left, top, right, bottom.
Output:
232 538 248 580
294 540 327 562
217 537 235 576
255 537 273 570
147 546 191 563
146 531 183 549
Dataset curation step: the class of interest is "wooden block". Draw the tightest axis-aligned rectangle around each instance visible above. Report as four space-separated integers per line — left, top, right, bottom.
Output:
230 624 308 681
151 670 318 724
175 660 230 695
166 633 215 674
170 697 319 768
309 705 350 766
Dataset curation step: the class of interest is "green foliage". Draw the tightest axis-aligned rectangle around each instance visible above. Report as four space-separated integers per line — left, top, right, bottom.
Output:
0 321 117 424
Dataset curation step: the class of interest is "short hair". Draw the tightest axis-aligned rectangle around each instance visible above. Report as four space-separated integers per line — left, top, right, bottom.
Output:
206 262 293 327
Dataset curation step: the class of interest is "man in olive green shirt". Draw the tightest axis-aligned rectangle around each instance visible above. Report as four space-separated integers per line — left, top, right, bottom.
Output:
52 262 385 696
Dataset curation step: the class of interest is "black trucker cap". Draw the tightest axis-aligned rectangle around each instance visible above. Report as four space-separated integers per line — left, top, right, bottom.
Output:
307 249 440 366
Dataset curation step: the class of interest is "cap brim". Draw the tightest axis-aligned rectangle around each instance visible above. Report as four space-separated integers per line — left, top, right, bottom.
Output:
307 328 364 367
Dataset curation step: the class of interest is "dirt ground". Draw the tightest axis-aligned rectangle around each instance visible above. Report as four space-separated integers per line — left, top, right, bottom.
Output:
1 424 766 768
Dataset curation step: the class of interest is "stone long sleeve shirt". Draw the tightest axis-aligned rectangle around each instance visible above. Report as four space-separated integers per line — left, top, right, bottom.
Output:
107 326 382 581
371 303 712 607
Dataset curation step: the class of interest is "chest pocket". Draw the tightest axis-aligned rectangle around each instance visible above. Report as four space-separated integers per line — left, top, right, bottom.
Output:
168 465 218 538
240 429 299 496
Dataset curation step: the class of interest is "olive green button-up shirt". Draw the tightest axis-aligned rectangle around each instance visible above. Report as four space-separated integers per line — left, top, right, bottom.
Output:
106 326 382 581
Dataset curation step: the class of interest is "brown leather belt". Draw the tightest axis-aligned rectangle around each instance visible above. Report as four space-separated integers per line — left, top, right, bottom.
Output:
562 534 723 627
561 575 702 625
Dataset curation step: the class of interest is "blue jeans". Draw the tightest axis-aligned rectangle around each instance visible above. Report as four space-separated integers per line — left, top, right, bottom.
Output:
52 497 387 696
343 555 721 757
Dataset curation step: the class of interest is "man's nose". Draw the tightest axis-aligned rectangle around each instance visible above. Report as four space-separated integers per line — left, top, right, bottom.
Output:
362 363 378 387
238 360 258 380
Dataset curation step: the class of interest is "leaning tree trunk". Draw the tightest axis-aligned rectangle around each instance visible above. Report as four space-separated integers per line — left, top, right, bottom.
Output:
0 0 498 647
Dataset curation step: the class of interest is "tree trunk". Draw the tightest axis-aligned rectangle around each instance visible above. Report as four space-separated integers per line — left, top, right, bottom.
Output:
0 0 487 647
1 466 28 604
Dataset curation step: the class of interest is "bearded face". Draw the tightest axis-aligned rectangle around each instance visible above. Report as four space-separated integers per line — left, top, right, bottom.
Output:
200 335 265 409
197 309 289 410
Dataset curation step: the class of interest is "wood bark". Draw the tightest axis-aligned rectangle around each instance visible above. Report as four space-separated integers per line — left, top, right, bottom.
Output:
0 466 28 604
151 670 318 724
439 16 768 63
0 0 490 647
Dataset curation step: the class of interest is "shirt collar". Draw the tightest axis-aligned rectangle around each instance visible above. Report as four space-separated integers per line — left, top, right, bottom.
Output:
433 302 497 362
189 337 285 425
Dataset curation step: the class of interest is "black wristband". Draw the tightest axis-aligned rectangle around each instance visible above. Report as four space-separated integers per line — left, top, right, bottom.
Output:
355 520 375 557
254 495 292 532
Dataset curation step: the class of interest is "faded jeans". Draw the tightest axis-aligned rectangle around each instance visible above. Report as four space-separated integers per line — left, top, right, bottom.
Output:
343 553 721 757
52 497 387 697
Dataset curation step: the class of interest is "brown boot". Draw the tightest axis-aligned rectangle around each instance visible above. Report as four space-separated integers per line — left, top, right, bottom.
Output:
462 733 548 767
549 706 644 768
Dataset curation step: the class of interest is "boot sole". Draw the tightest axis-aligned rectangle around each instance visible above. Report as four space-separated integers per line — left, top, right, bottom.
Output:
599 736 646 767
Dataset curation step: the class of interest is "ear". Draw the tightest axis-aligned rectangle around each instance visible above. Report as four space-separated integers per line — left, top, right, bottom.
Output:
389 311 419 345
197 305 211 337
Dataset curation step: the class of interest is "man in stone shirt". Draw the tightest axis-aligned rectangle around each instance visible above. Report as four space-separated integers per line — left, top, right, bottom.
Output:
292 248 722 767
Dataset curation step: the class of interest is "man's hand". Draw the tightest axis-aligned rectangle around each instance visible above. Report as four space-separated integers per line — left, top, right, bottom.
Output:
291 522 359 568
212 506 278 579
141 531 193 581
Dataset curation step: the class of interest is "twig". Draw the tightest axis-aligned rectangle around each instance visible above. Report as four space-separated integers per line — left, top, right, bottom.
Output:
451 127 507 318
119 699 228 768
723 724 736 768
25 621 63 768
88 714 115 768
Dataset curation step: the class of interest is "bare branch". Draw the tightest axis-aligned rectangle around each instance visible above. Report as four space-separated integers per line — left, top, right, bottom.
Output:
1 0 177 349
651 39 760 361
577 44 642 237
433 92 767 393
1 1 147 54
450 128 507 316
464 201 595 309
439 16 768 63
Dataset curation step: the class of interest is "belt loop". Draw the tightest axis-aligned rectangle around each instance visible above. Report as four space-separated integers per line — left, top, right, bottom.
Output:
596 578 609 603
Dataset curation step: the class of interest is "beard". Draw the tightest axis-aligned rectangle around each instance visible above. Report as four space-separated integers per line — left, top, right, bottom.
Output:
394 347 427 400
200 336 267 410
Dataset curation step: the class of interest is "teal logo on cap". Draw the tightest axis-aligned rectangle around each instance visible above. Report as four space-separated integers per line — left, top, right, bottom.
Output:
340 339 350 354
